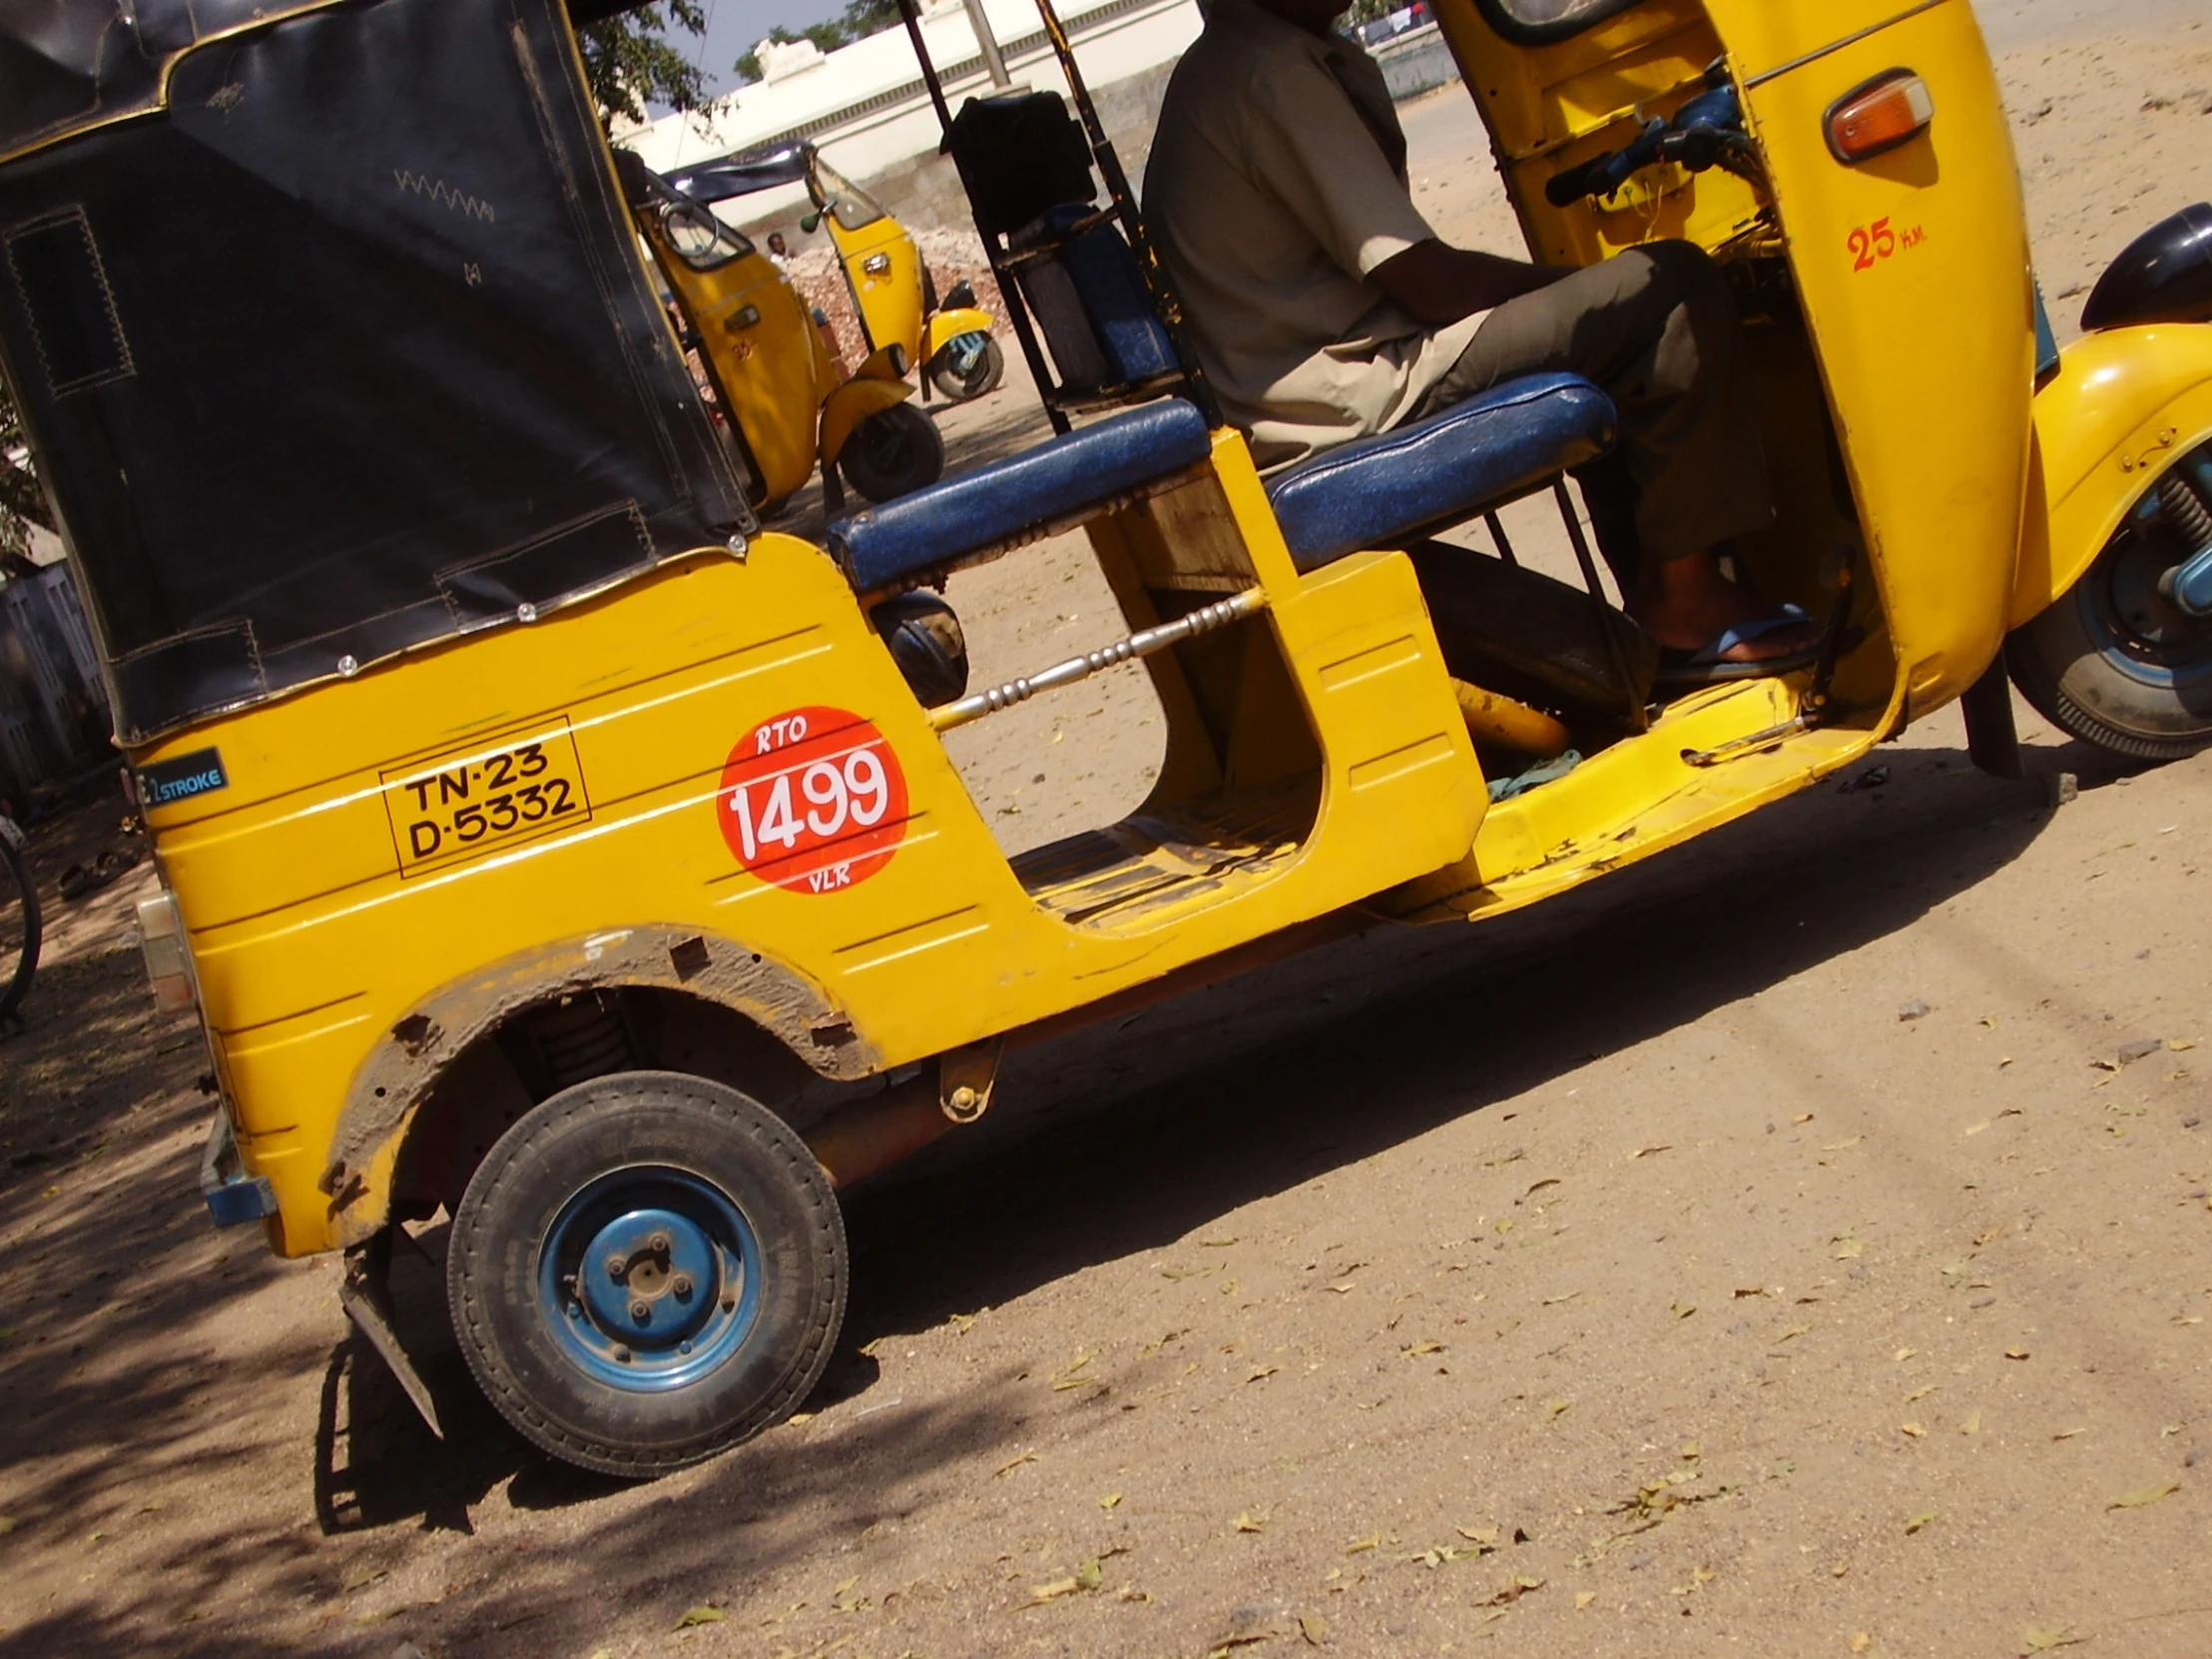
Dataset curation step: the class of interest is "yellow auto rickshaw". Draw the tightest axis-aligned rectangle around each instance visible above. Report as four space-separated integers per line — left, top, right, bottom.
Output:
621 154 945 507
669 142 1006 404
7 0 2207 1479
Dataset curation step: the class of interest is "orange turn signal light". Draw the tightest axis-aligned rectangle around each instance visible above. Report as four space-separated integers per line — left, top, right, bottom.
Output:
1826 70 1935 163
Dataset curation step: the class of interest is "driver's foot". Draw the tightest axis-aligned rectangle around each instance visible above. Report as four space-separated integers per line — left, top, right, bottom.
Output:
1628 549 1818 662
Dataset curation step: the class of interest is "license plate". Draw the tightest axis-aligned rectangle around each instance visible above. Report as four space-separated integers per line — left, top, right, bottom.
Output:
380 717 592 877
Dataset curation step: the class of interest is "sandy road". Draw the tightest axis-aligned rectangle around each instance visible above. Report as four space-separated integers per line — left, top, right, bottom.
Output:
3 5 2212 1657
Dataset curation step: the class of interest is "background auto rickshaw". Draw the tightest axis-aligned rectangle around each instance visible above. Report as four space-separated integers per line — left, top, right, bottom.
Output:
622 155 945 507
4 0 2208 1481
669 142 1006 404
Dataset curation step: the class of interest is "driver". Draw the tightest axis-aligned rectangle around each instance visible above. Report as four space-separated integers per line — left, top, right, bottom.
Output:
1142 0 1816 677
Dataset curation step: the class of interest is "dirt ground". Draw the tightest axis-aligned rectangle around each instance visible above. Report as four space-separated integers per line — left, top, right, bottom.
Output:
5 6 2212 1657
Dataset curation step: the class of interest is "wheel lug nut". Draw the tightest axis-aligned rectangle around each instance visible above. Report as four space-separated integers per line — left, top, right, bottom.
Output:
614 1346 632 1363
605 1254 626 1281
672 1275 693 1299
648 1232 671 1255
721 1295 737 1313
630 1299 652 1322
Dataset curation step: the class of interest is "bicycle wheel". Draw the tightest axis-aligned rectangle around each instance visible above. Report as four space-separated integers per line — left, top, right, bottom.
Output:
0 823 41 1022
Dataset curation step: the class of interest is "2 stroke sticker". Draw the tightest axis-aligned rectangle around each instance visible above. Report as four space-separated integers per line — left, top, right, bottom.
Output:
719 706 908 892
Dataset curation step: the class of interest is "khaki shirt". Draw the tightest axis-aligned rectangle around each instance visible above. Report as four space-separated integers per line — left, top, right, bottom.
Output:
1142 0 1484 470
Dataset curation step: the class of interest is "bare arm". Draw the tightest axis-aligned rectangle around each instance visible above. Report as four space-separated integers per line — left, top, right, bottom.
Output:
1370 240 1568 325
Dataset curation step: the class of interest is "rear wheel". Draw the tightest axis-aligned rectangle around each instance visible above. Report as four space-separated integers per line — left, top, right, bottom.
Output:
2008 459 2212 761
837 403 944 502
446 1070 844 1476
927 332 1004 402
0 825 40 1023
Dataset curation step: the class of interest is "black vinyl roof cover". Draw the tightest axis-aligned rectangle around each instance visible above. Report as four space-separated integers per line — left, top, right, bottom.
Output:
669 146 815 206
0 0 754 744
1473 0 1646 47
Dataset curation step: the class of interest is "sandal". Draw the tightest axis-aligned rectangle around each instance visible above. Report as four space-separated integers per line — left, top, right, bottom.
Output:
1653 604 1821 688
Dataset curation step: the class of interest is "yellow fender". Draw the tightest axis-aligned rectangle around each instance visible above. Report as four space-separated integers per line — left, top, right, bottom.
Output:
922 306 995 363
2012 321 2212 630
819 372 913 466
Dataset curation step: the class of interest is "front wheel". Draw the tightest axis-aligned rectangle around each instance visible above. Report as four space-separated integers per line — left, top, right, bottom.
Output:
446 1070 845 1476
927 332 1004 402
837 402 945 503
2009 458 2212 761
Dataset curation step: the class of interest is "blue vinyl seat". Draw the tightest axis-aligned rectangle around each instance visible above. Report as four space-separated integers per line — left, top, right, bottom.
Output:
827 398 1213 592
1265 373 1618 572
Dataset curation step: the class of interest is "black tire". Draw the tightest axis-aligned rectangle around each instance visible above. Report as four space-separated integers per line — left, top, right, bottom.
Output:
0 828 40 1023
927 333 1004 402
446 1070 845 1477
837 403 944 503
2008 472 2212 761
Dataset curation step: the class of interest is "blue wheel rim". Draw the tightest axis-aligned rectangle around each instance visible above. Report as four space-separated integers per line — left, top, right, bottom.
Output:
535 1166 763 1393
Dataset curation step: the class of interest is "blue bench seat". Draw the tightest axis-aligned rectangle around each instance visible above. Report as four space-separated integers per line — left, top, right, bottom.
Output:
824 371 1615 595
1266 372 1617 572
827 398 1213 592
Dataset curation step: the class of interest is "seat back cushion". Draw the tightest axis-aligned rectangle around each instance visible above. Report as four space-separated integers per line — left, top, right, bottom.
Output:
1266 372 1617 572
828 397 1212 591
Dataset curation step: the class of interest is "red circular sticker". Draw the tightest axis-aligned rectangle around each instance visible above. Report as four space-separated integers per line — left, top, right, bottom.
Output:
718 706 909 892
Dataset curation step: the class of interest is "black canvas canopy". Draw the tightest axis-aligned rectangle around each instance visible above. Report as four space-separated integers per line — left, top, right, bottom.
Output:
0 0 754 743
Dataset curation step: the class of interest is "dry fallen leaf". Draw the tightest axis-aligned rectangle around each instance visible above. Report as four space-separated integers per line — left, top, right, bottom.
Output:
2108 1481 2180 1509
1299 1612 1329 1646
1904 1509 1938 1534
1671 1302 1696 1320
1575 1590 1597 1610
1823 1136 1863 1152
995 1450 1038 1478
1630 1145 1672 1160
1202 1236 1240 1248
1776 1323 1813 1343
1479 1576 1545 1606
1961 1409 1983 1436
2023 1625 2083 1652
674 1605 725 1629
1402 1341 1444 1358
2052 1427 2085 1441
1905 1384 1937 1402
1545 1398 1572 1422
1326 1281 1358 1295
1850 1635 1873 1655
2004 1348 2032 1362
1234 1509 1269 1533
1895 1347 1919 1362
1901 1422 1926 1438
1455 1525 1500 1546
1100 1491 1124 1510
1833 1238 1866 1260
1794 1113 1814 1124
1345 1534 1382 1554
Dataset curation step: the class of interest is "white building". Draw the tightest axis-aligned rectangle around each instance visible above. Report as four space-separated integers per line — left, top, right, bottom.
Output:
622 0 1203 216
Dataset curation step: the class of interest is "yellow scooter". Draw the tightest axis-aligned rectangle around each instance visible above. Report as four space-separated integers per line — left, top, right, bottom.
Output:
671 143 1004 404
621 155 943 509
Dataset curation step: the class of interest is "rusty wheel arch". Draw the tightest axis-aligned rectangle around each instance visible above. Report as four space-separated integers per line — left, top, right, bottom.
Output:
319 925 880 1246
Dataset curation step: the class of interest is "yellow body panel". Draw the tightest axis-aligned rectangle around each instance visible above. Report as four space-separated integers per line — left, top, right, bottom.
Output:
819 373 912 465
1719 0 2033 719
2011 323 2212 629
829 213 925 365
147 430 1497 1255
924 306 996 362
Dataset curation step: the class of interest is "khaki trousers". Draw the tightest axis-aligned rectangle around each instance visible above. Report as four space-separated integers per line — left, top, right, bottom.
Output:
1408 242 1775 565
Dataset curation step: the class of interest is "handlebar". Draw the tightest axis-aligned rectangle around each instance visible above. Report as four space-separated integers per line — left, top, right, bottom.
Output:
1542 76 1761 209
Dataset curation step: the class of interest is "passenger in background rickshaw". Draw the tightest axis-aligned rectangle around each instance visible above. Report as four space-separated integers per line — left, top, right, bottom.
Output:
1143 0 1819 680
